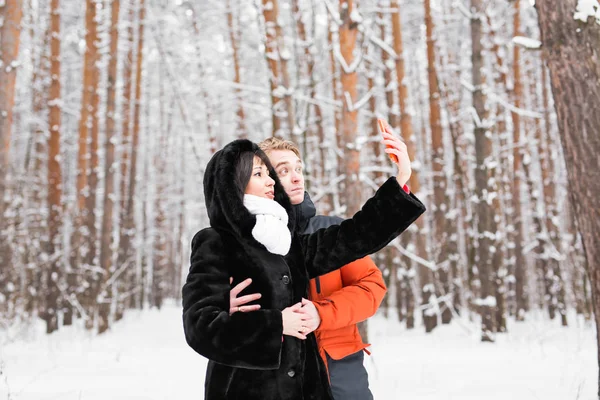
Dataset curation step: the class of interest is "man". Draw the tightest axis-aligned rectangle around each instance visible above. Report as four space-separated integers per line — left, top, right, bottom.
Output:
231 136 405 399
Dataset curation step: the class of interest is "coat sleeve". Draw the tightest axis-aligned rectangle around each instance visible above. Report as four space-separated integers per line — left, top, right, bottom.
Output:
182 228 283 370
300 177 425 279
313 256 386 331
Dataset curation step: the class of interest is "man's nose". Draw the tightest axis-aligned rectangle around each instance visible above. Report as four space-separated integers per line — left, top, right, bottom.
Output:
291 171 301 182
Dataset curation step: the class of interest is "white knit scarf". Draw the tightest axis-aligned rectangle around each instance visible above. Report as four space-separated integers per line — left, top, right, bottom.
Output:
243 194 291 256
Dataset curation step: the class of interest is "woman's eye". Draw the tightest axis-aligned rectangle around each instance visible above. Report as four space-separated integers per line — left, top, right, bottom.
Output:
254 172 261 177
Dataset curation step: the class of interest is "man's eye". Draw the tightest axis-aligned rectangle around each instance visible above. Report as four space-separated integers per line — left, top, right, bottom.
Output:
279 168 288 175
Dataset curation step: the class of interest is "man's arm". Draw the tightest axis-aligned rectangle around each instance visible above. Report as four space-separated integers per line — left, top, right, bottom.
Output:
312 256 386 331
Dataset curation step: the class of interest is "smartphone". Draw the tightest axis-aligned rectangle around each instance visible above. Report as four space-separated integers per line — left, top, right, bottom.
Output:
377 118 399 163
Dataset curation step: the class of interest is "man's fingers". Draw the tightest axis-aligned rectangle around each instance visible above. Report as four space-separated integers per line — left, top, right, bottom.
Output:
232 293 262 307
230 278 253 296
291 332 307 340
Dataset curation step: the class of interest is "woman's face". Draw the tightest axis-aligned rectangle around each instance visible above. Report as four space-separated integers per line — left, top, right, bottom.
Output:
244 156 275 200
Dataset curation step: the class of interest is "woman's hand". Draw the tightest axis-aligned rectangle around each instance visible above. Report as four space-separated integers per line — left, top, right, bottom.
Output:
381 126 412 187
229 278 262 315
282 303 309 340
296 298 321 334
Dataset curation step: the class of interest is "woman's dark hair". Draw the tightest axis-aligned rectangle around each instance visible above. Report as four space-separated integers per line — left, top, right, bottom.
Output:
234 149 272 196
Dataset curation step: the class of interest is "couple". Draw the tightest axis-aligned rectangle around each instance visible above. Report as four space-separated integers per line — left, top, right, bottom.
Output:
182 126 426 400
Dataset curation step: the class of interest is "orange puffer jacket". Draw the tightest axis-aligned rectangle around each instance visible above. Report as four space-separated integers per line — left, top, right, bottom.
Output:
293 193 387 371
308 256 386 370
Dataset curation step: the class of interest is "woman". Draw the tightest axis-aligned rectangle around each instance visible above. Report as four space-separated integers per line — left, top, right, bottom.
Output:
182 138 425 400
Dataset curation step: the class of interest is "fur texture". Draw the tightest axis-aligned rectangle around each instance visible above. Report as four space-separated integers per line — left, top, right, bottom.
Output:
182 139 426 400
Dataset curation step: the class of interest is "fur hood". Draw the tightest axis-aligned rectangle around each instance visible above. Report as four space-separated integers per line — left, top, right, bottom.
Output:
203 139 295 240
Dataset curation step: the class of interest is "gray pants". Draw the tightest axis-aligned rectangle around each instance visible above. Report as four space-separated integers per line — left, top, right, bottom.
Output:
326 350 374 400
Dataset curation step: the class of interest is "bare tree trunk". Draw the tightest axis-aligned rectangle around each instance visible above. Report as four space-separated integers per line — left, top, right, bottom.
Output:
226 0 246 136
424 0 450 326
24 10 49 316
378 11 396 127
539 61 568 326
338 0 366 341
262 0 283 136
98 0 121 334
45 0 63 334
391 0 412 145
536 2 600 395
83 0 102 330
471 0 497 342
123 0 145 310
0 0 24 300
389 1 423 328
116 0 136 300
66 0 99 327
511 0 528 322
186 4 217 154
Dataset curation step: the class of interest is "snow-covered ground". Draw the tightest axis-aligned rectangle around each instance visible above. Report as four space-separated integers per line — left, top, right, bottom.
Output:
0 302 596 400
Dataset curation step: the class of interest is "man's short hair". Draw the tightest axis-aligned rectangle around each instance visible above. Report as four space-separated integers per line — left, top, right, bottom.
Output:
258 137 302 159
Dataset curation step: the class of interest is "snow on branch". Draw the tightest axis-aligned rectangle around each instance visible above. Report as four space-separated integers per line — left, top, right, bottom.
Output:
343 87 375 112
460 79 544 119
512 36 542 50
322 0 342 25
390 240 437 271
574 0 600 25
358 23 398 58
334 46 364 74
453 0 476 19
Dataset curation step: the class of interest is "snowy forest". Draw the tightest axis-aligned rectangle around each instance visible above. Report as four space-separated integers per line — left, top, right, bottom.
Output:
1 0 600 399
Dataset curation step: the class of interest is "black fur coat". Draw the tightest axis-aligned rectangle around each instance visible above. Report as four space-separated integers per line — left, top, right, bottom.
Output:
182 139 426 400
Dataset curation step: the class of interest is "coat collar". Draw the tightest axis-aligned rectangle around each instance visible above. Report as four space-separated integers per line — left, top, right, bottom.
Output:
293 192 316 232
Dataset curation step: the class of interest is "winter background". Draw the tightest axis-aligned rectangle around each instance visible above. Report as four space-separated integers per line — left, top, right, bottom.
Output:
1 0 599 399
0 305 596 399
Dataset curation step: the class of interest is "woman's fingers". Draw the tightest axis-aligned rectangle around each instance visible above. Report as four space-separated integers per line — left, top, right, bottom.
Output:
381 137 407 150
232 293 262 307
381 129 404 142
230 278 253 297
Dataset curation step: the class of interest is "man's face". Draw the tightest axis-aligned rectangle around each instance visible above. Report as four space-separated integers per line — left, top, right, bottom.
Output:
267 149 305 205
